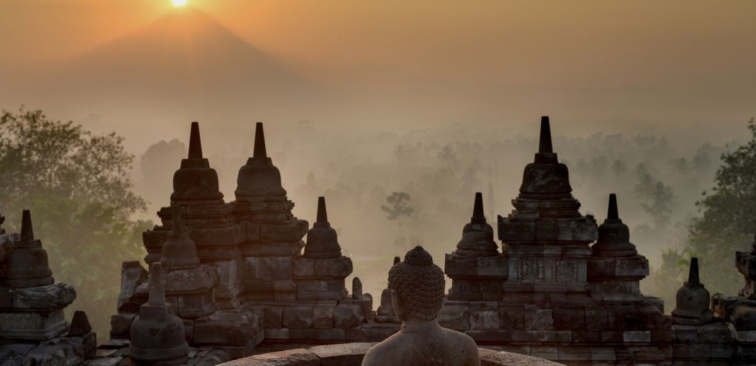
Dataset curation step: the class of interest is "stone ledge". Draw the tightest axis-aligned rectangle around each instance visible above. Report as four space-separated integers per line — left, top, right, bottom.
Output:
218 343 563 366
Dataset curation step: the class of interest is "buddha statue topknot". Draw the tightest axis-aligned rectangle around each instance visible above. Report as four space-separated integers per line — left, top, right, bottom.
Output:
362 246 480 366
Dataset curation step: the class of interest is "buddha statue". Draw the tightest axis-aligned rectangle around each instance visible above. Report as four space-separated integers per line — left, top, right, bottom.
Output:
362 246 480 366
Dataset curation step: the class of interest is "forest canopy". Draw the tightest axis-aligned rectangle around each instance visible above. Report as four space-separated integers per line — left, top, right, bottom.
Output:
656 118 756 297
0 108 150 335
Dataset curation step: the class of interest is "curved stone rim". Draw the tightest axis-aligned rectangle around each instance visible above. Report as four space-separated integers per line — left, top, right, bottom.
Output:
218 343 564 366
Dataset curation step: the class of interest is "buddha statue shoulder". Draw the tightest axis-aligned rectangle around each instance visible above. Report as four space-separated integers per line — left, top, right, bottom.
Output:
362 246 480 366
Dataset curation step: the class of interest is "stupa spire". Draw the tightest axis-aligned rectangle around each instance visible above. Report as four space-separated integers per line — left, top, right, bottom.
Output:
188 122 203 159
317 196 328 223
538 116 553 154
608 193 619 220
303 196 341 258
592 194 636 257
21 210 33 241
472 192 485 224
171 121 224 203
688 257 700 286
253 122 267 158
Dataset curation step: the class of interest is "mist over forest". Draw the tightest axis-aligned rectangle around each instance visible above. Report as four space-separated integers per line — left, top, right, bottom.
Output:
134 119 738 305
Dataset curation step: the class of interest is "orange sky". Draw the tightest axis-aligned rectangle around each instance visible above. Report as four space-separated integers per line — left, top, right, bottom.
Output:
2 0 756 145
5 1 755 83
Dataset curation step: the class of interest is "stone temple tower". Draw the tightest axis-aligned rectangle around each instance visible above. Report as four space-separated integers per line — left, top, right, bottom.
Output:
498 116 598 305
234 122 309 303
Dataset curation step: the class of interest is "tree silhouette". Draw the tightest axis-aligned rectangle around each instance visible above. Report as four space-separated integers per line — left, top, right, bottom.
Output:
657 118 756 296
0 108 150 336
381 192 414 222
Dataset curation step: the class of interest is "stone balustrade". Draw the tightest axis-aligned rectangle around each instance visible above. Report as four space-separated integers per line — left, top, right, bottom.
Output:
220 343 563 366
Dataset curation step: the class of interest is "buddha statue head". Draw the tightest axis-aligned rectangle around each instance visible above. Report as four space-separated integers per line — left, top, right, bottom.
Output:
363 246 480 366
388 246 445 321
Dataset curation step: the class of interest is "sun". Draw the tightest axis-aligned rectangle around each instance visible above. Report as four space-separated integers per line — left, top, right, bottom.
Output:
172 0 187 7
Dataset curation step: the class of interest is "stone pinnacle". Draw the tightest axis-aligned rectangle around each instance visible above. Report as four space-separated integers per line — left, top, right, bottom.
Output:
253 122 267 158
148 262 166 307
21 209 34 241
539 116 553 154
472 192 485 224
188 122 203 159
688 257 700 286
608 193 619 220
317 196 328 223
393 256 400 265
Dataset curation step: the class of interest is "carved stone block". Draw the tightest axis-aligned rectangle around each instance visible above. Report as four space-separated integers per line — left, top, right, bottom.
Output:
0 310 68 341
312 304 334 328
282 305 314 329
438 301 470 331
333 303 364 328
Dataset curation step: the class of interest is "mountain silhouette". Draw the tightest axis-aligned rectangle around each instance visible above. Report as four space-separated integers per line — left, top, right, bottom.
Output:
34 8 321 115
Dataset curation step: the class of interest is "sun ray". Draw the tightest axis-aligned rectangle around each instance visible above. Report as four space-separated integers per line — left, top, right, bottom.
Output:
172 0 187 7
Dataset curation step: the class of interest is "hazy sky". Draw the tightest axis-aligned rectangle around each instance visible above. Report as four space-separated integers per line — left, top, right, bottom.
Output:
2 0 754 313
2 0 755 147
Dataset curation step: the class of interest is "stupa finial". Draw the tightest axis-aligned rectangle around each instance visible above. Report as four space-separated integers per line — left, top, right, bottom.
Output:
317 196 328 223
608 193 619 220
688 257 700 285
538 116 553 154
472 192 485 224
188 122 203 159
21 210 34 241
253 122 267 158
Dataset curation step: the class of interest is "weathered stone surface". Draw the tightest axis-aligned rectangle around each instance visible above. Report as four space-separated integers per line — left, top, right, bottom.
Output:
312 305 334 329
526 309 554 331
116 261 148 314
623 331 651 343
552 305 586 331
292 258 315 278
313 257 352 278
129 263 189 365
282 305 313 329
499 305 525 331
10 283 76 312
194 311 254 347
0 310 69 341
438 301 470 331
333 303 364 329
109 313 136 339
479 347 564 366
296 280 347 301
309 342 372 366
316 328 346 341
246 257 292 282
164 265 219 294
374 288 399 323
0 232 16 267
221 348 319 366
470 301 499 330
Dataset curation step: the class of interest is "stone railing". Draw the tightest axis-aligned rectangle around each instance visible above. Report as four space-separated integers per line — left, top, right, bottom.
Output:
220 343 564 366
